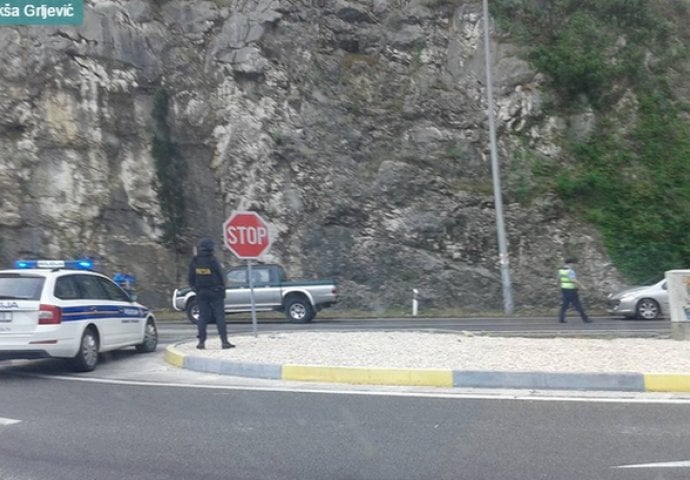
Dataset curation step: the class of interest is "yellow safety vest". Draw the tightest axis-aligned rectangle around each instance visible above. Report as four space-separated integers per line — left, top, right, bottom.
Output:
558 268 576 289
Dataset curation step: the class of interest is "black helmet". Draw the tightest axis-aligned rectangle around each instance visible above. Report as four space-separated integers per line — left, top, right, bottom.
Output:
197 238 214 254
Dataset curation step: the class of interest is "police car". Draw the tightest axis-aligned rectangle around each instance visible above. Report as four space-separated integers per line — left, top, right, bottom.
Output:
0 259 158 372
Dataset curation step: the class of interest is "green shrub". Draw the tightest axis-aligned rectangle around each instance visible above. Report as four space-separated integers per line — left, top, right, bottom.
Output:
494 0 690 282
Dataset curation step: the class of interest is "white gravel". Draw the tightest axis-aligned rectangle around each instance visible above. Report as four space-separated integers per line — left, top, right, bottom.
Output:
175 331 690 374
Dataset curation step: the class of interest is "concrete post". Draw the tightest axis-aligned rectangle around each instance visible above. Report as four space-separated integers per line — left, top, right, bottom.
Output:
665 270 690 340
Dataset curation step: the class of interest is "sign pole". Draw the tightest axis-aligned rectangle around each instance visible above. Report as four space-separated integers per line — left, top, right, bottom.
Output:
247 260 258 337
223 210 272 338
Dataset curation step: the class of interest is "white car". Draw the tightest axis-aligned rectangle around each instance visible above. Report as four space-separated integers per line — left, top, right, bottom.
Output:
0 259 158 371
606 278 669 320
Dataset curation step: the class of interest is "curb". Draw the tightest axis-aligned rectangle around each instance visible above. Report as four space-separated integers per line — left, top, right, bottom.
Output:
164 345 690 393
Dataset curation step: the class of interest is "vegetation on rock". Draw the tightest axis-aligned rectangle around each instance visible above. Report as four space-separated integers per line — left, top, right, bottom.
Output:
151 87 187 249
494 0 690 282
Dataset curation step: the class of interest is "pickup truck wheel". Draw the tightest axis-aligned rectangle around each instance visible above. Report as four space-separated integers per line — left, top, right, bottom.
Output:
285 297 314 323
186 298 200 325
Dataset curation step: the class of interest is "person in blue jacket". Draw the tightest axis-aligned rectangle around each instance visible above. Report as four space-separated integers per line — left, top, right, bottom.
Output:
113 271 136 298
188 238 234 350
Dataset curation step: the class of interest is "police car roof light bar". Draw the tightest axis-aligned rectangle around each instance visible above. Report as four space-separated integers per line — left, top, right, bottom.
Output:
14 258 95 270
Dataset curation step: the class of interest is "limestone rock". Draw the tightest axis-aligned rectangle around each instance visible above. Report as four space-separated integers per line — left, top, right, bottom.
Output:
0 0 633 310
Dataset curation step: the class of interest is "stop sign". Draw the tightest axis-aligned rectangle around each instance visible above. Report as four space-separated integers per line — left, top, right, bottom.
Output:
223 211 272 259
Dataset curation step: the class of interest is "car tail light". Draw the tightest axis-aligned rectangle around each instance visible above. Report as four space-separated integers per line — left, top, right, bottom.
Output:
39 304 62 325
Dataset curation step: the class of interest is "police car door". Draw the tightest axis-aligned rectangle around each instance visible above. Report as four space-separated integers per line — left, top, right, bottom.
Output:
72 274 128 348
94 275 143 344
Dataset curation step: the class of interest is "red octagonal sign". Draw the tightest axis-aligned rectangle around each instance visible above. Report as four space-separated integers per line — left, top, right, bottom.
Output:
223 211 272 259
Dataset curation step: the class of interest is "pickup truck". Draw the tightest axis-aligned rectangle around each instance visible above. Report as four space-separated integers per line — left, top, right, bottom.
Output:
172 263 338 324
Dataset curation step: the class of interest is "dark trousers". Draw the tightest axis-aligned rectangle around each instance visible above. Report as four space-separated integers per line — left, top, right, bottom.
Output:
197 291 228 344
559 288 589 322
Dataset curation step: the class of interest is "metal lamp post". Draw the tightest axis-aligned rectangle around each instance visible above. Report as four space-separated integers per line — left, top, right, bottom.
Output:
482 0 514 314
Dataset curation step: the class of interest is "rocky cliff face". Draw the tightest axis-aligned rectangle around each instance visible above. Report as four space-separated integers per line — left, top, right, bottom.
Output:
0 0 625 310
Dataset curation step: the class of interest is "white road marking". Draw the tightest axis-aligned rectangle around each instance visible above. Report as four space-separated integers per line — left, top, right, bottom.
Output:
21 373 690 404
614 461 690 469
0 417 21 426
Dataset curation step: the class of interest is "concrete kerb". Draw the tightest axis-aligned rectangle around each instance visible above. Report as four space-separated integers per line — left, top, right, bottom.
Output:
164 345 690 393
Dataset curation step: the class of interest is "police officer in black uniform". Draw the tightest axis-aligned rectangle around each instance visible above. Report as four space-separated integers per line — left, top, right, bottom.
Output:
188 238 234 350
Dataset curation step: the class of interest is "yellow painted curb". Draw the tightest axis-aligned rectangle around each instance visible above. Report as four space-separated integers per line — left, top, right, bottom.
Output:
644 374 690 392
164 345 186 368
282 365 453 387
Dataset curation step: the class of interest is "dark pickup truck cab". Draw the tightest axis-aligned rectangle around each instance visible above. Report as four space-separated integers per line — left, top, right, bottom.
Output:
172 264 338 323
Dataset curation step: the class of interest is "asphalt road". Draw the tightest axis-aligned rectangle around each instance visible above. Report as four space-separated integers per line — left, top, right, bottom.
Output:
158 315 674 342
1 317 687 480
1 372 689 480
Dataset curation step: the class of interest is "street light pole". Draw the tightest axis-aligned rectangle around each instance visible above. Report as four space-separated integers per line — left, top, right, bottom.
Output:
482 0 514 314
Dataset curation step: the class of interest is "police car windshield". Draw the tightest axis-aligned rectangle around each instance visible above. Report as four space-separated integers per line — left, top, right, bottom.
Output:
0 275 45 300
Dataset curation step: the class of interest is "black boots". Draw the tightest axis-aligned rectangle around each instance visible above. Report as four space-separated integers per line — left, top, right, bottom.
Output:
197 340 233 349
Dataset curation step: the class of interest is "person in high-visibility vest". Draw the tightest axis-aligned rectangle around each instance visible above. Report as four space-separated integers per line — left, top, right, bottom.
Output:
558 257 592 323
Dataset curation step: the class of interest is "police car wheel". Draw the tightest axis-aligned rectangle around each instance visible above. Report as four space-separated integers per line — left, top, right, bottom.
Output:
70 328 99 372
135 320 158 353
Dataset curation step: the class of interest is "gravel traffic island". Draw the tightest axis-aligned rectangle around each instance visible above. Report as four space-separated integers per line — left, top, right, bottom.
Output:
172 331 690 374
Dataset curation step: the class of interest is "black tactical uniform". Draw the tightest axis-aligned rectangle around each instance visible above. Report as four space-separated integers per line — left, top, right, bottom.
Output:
188 238 234 349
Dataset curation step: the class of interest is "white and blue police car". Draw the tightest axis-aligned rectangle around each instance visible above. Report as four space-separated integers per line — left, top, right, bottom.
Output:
0 259 158 372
